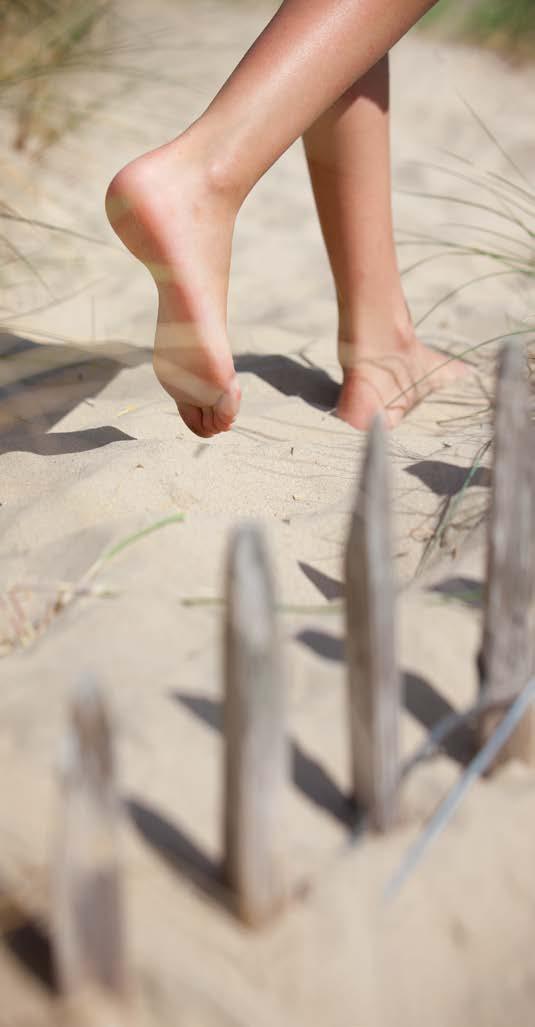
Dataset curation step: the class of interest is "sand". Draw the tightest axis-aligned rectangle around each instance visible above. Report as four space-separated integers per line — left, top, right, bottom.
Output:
1 1 535 1023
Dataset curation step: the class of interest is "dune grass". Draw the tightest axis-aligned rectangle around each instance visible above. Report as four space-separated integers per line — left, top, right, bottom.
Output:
396 92 535 383
422 0 535 56
1 3 533 398
0 1 148 318
0 0 118 151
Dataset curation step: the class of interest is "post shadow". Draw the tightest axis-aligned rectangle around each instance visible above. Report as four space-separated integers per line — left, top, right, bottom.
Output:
295 628 344 663
124 797 229 908
404 672 475 765
298 561 344 601
406 460 491 497
427 575 483 609
173 692 356 826
294 630 475 765
3 909 57 993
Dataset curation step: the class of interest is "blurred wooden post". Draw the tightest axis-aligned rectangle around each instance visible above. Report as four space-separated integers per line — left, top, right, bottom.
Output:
479 341 535 765
52 677 128 1019
223 524 288 926
345 416 401 832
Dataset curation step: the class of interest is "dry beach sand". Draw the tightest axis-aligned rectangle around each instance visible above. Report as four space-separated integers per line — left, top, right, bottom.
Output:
1 1 535 1023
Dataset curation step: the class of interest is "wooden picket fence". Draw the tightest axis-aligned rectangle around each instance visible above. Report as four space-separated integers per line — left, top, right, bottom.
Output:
42 339 534 1015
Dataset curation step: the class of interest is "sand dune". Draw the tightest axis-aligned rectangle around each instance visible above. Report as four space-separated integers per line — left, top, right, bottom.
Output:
1 2 535 1023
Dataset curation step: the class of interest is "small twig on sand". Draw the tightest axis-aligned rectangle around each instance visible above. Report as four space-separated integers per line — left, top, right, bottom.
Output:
0 514 185 653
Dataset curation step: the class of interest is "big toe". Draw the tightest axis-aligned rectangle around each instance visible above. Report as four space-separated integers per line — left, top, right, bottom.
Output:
213 376 241 431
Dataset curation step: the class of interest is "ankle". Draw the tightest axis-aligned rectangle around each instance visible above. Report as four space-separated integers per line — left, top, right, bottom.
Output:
338 294 416 355
337 299 419 377
177 120 250 213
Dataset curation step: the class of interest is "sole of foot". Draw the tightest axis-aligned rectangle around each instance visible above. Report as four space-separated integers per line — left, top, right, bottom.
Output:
105 139 241 438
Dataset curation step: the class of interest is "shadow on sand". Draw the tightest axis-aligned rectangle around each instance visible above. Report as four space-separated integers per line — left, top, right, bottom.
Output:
406 459 491 497
0 331 151 457
2 900 57 993
235 352 339 410
173 691 356 829
295 630 475 765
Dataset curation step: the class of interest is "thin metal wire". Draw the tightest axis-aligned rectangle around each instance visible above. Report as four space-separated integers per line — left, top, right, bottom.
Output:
385 676 535 901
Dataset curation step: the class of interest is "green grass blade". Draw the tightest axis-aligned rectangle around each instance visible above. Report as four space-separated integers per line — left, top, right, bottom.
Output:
407 159 535 227
396 189 535 240
101 514 186 565
415 268 532 330
458 94 533 189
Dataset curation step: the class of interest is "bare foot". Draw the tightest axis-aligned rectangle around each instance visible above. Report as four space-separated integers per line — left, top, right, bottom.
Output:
336 323 469 431
105 136 241 438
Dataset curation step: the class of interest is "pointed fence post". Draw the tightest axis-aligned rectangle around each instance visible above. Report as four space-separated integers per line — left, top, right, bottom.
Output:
223 523 288 926
52 677 128 1011
345 416 401 831
479 340 535 765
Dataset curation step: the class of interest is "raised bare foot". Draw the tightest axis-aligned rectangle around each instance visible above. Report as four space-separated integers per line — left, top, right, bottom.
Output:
105 135 241 438
336 315 469 431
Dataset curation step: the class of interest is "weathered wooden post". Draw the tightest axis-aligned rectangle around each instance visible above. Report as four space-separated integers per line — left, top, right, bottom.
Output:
223 523 288 926
51 677 129 1022
479 340 535 764
345 415 401 831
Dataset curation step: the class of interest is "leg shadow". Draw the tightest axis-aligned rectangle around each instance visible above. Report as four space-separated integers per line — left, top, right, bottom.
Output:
234 352 339 410
1 424 134 456
0 331 150 457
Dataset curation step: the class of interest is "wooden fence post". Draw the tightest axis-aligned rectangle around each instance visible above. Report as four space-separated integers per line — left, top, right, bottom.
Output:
479 340 535 764
345 415 401 832
223 523 288 926
51 677 128 1012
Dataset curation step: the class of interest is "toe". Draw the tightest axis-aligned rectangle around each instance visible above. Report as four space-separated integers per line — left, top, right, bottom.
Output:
175 376 241 438
201 406 216 434
177 403 214 438
213 376 241 432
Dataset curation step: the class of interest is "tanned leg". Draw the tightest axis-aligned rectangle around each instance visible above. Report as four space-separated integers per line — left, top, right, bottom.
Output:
303 55 466 429
106 0 445 437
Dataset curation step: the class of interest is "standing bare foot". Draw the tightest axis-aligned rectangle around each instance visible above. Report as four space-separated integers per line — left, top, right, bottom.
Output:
336 308 469 430
105 134 241 438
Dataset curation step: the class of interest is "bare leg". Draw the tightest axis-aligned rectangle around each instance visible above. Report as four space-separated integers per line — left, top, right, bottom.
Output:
106 0 444 437
304 56 466 429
